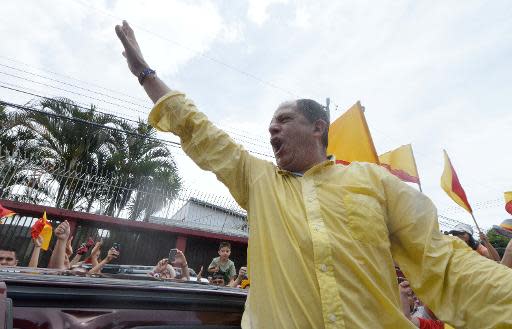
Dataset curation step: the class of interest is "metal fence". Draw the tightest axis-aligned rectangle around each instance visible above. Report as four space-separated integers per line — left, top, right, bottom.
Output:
0 147 248 237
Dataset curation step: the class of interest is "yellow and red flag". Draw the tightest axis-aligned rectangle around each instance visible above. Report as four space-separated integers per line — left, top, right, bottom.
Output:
0 203 15 224
379 144 420 185
505 192 512 215
441 150 472 213
31 211 53 251
327 101 379 165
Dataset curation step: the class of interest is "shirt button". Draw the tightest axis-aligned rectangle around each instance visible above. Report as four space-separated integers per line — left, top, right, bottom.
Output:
308 197 314 202
328 314 336 322
320 264 327 272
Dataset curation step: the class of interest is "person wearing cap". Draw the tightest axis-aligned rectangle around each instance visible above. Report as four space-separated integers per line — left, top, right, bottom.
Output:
448 223 499 261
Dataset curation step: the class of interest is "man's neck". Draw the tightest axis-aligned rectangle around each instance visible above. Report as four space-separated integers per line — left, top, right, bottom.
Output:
296 153 328 174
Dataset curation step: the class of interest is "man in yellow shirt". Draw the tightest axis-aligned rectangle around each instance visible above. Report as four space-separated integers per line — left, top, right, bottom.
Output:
115 21 512 329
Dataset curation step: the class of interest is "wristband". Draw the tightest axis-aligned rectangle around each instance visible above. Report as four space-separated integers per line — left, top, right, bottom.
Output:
138 68 156 85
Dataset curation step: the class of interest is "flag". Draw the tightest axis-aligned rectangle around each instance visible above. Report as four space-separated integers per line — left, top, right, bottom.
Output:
31 211 53 251
441 150 472 213
379 144 420 184
327 101 379 165
505 192 512 215
0 203 15 224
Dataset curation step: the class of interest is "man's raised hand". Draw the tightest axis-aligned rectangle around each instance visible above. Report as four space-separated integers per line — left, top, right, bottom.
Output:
115 20 149 77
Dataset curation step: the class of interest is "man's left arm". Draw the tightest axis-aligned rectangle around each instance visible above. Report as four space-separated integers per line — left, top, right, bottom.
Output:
379 169 512 329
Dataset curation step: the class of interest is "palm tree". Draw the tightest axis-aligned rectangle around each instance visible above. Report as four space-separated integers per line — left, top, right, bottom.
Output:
102 119 181 221
0 98 181 220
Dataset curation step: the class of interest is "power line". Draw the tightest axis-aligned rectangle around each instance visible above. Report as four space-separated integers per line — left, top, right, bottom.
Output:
0 70 147 115
0 84 274 157
0 83 142 125
0 99 182 149
71 0 301 99
0 62 148 109
0 59 273 148
0 99 275 159
0 55 148 104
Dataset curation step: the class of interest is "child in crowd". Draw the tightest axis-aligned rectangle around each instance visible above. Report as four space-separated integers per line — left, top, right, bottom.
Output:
208 241 236 286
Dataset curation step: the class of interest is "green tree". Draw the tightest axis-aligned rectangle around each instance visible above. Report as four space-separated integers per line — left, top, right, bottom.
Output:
0 98 181 220
487 228 511 258
102 119 181 221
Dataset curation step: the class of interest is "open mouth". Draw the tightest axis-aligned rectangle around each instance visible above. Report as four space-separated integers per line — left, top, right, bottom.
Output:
270 137 284 156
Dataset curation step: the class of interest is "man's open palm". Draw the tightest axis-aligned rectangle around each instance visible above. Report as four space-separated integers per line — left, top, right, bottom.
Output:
115 20 148 77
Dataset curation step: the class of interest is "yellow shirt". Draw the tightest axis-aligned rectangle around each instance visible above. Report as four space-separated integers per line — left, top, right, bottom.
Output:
149 91 512 329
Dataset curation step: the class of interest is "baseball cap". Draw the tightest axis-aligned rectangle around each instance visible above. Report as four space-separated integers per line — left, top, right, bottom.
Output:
448 223 474 236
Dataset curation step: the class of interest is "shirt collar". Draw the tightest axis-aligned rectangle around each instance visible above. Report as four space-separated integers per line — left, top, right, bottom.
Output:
277 155 335 177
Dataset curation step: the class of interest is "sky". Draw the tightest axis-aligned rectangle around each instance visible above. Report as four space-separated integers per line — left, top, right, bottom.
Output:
0 0 511 231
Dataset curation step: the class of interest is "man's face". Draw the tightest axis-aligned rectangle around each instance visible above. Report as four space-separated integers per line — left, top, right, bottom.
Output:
0 250 17 266
269 102 320 173
218 247 231 260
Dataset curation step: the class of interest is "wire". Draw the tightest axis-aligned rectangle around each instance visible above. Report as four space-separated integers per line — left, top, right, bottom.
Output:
0 83 142 124
71 0 301 98
0 70 148 115
0 60 274 147
0 82 274 157
0 100 181 148
0 55 148 103
0 99 275 159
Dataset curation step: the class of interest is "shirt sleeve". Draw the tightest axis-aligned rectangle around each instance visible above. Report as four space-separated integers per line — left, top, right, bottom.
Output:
209 258 218 269
148 91 265 209
377 167 512 329
229 261 237 278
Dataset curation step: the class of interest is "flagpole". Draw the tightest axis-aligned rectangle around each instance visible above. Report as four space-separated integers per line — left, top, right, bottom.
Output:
470 212 483 235
417 181 423 193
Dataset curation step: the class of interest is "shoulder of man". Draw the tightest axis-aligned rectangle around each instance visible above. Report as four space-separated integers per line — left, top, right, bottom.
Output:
339 161 395 185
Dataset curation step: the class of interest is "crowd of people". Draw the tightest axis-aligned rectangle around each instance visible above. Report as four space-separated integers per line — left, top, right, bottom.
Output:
393 221 512 329
0 220 249 290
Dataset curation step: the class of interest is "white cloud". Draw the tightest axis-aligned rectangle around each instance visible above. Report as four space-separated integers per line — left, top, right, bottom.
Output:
1 0 511 231
247 0 288 26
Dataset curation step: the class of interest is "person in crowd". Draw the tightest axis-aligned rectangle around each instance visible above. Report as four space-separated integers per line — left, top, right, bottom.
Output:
399 280 453 329
228 266 247 288
196 265 204 282
28 236 44 268
0 247 17 266
478 231 501 261
448 223 500 261
48 220 71 269
208 242 236 286
88 247 120 275
501 239 512 268
115 20 512 328
88 240 103 268
210 273 226 286
69 237 94 267
151 249 189 280
240 278 250 290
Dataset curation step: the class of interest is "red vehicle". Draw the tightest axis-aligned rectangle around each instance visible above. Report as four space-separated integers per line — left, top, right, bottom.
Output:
0 267 246 329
